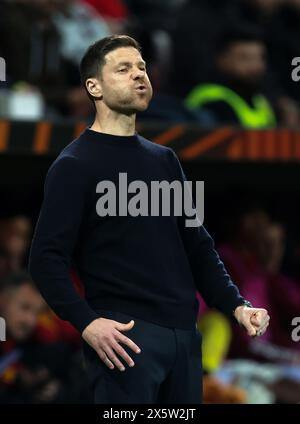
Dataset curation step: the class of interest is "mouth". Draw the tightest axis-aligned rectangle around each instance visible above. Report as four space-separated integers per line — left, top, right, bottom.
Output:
135 85 147 92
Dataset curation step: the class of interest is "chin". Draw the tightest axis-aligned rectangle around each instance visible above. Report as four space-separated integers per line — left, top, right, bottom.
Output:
13 328 31 341
116 99 150 115
135 105 149 113
120 105 149 115
134 101 151 112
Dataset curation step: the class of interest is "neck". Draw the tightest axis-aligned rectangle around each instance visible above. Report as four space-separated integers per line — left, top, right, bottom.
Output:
91 106 136 136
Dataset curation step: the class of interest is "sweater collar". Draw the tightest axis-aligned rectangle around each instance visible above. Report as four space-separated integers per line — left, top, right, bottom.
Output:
83 127 140 146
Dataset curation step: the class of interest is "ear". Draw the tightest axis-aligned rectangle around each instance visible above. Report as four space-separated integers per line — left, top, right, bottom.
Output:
86 77 103 100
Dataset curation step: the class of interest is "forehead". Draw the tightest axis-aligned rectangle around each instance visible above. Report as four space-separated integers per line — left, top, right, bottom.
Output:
230 41 265 54
104 47 143 66
12 283 41 302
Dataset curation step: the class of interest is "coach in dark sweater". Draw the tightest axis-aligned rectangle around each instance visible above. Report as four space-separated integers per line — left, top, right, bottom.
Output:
29 35 270 404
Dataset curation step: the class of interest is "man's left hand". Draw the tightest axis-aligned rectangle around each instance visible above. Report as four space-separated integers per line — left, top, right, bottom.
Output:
234 306 270 337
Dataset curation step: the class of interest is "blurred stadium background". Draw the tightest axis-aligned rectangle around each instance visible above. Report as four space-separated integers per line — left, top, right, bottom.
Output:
1 0 300 404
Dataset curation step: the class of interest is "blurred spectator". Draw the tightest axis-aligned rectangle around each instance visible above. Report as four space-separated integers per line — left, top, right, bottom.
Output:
0 271 88 403
0 216 32 278
52 1 112 66
0 0 92 118
227 0 300 125
185 26 279 128
217 207 300 359
0 271 48 402
0 272 45 342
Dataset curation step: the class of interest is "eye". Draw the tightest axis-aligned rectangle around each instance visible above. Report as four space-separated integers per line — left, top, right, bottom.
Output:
118 68 127 73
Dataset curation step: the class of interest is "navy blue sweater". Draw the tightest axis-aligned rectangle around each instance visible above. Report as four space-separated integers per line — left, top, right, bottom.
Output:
28 128 245 334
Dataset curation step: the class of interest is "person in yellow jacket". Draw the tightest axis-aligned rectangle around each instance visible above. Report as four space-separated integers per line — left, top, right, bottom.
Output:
186 83 276 128
185 27 277 128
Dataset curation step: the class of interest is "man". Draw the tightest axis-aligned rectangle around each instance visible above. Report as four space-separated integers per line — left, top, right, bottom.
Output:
0 271 45 343
0 271 90 403
29 35 270 404
0 271 49 402
185 27 277 128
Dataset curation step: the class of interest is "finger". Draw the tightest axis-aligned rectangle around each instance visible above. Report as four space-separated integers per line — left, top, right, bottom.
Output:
255 323 268 337
96 347 115 369
111 339 135 368
241 319 257 337
115 320 135 332
115 331 141 354
256 320 270 336
250 310 268 326
103 344 126 371
260 315 270 328
251 314 270 329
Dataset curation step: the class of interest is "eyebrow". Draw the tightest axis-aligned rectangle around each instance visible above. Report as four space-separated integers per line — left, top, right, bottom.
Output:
116 60 146 68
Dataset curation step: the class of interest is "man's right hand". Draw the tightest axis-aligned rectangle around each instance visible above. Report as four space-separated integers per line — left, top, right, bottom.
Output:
82 317 141 372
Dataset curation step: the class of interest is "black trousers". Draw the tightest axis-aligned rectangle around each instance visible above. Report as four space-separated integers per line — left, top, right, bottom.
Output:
83 309 203 404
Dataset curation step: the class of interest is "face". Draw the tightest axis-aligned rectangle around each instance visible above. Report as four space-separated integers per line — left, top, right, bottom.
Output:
88 47 153 114
0 283 45 341
217 41 266 84
0 217 31 264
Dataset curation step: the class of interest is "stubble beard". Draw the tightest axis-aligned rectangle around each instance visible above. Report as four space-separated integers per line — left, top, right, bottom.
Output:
108 93 151 115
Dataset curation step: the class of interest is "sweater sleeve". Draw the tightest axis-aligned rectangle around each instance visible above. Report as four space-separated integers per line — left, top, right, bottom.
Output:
168 149 246 318
28 155 99 334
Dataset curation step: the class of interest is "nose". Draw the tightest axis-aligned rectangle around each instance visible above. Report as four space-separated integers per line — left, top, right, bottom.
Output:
132 67 145 80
